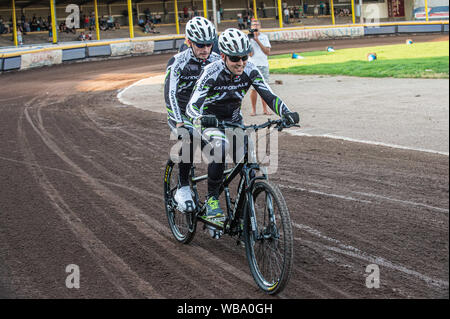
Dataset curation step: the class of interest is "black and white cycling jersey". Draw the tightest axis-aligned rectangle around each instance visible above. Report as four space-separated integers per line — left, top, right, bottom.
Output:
164 48 221 124
186 59 291 123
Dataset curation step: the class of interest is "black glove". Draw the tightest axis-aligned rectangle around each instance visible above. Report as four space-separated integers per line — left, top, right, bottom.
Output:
201 115 218 128
283 112 300 125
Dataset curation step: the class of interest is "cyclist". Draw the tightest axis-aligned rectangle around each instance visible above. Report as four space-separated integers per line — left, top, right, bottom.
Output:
186 28 299 219
165 16 220 213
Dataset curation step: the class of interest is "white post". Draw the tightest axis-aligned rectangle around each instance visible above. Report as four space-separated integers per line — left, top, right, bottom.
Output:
212 0 218 28
359 0 363 24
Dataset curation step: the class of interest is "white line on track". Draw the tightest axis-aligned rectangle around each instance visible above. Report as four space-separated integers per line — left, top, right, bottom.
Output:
117 77 150 106
288 130 449 156
278 183 449 214
279 184 373 204
353 190 449 214
293 223 449 289
0 95 25 103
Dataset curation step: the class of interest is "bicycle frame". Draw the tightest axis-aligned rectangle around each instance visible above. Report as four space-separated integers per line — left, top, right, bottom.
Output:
189 135 268 239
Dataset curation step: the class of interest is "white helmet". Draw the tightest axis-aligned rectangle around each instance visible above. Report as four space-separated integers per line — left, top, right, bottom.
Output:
185 17 216 44
218 28 251 56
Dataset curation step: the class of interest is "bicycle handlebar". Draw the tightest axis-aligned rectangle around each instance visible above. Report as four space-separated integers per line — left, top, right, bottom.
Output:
217 118 300 132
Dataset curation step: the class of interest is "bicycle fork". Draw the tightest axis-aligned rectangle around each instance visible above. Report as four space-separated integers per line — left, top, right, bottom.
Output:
245 182 278 243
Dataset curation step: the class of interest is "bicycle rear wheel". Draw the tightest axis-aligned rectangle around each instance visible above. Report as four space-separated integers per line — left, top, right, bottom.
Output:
243 180 293 294
164 160 196 244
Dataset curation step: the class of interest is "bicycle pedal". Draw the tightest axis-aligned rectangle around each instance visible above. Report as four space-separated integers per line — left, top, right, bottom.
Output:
206 225 223 239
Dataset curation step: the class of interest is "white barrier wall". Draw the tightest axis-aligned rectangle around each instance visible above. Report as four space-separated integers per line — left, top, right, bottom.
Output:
111 40 155 57
265 26 365 42
110 42 133 56
20 50 63 70
132 41 155 55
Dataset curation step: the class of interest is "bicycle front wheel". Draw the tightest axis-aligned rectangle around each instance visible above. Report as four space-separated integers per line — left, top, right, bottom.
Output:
243 180 294 295
164 160 196 244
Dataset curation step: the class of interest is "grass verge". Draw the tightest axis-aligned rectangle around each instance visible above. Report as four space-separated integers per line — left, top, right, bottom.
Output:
269 41 449 78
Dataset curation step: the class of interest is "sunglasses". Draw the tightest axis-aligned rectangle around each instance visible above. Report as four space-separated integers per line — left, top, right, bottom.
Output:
227 55 249 62
193 42 213 48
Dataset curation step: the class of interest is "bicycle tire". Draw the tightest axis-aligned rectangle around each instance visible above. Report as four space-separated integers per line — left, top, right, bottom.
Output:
243 180 293 294
164 160 196 244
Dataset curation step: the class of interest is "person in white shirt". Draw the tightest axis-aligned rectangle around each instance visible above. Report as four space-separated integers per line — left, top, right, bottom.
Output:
248 19 272 116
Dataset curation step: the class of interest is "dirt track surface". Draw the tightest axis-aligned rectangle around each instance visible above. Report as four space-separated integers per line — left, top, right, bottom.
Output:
0 34 448 299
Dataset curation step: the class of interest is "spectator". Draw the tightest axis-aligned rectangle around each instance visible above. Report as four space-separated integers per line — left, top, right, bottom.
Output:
248 20 272 116
36 17 42 31
303 2 308 17
107 15 114 29
294 6 299 20
0 16 5 34
314 5 319 17
183 7 188 22
79 31 86 41
261 1 267 18
283 7 290 25
144 8 151 20
155 13 162 24
138 16 145 27
23 20 30 33
17 27 23 45
144 21 159 34
31 17 38 31
83 15 89 29
89 14 95 30
320 1 325 15
237 13 245 30
59 22 66 33
245 14 252 29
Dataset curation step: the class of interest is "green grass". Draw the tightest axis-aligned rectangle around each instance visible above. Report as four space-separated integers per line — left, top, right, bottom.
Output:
269 41 449 78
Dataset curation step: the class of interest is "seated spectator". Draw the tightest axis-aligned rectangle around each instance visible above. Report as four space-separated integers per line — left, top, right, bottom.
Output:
107 15 115 29
79 31 86 41
144 21 159 34
59 22 67 33
23 20 30 33
0 16 5 34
